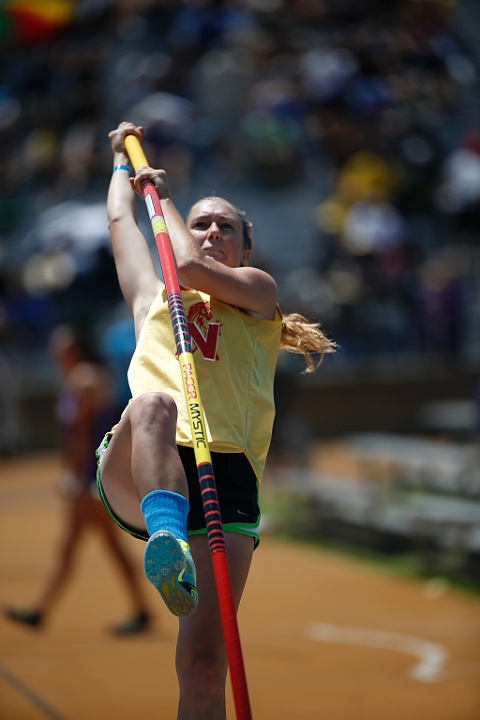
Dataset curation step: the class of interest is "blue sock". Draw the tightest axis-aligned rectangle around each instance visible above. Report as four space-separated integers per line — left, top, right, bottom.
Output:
140 490 189 543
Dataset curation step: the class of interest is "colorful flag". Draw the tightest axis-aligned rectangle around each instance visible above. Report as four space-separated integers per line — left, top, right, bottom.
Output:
0 0 75 44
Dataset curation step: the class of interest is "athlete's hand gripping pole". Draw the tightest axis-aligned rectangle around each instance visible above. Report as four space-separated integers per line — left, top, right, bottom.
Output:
124 135 253 720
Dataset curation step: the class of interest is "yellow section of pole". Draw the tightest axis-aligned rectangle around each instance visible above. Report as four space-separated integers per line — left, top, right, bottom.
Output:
124 135 148 172
178 350 212 466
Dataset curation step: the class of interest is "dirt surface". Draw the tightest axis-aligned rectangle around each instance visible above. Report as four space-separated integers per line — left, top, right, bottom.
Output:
1 452 480 720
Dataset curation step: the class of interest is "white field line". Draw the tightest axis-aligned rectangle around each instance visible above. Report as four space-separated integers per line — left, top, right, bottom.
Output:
307 623 448 682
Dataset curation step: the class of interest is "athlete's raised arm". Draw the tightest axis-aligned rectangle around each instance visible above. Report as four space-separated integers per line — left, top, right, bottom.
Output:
107 123 162 335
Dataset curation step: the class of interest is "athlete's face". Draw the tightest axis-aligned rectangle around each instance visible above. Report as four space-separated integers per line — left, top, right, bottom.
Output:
186 199 251 269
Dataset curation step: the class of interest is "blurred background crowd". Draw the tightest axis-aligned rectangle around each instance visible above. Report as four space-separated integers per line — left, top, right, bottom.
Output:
0 0 480 579
1 0 479 367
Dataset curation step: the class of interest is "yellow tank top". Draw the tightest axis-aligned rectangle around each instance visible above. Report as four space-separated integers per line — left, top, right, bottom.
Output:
127 288 282 482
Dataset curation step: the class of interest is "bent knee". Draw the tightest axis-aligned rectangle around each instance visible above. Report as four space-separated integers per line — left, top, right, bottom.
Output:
129 392 177 430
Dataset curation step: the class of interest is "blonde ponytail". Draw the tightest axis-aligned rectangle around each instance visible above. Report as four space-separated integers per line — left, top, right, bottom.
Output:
280 313 336 373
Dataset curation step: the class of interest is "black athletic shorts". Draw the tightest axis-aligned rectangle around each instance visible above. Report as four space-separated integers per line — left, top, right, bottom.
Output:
96 435 260 546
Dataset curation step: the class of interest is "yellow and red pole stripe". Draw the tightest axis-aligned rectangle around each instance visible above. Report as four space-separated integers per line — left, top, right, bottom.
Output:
124 135 253 720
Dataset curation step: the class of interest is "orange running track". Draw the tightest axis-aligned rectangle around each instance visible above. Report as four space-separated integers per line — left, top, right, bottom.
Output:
1 453 479 720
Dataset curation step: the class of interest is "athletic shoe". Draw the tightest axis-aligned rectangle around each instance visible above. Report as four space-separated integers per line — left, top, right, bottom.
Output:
111 610 151 637
144 531 198 617
3 607 43 628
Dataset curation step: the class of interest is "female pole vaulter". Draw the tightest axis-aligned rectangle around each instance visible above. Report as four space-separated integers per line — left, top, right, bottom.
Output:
98 122 335 720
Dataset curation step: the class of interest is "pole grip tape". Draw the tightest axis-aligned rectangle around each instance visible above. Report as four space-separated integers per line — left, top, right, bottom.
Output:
152 218 168 236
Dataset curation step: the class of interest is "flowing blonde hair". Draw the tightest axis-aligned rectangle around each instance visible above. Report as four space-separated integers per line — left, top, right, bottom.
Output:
280 312 336 373
187 197 336 371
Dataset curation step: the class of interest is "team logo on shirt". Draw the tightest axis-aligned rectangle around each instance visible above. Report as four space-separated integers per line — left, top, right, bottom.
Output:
186 301 221 361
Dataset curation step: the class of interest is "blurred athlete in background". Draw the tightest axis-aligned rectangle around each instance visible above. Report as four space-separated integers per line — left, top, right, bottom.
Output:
4 325 151 636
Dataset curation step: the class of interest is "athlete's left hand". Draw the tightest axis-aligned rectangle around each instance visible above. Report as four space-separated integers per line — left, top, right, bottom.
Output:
131 166 170 200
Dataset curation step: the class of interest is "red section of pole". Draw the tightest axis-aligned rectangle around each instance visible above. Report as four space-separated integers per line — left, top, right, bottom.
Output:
142 181 181 293
212 552 252 720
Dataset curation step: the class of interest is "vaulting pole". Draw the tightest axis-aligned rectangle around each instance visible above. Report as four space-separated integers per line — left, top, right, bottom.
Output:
124 134 253 720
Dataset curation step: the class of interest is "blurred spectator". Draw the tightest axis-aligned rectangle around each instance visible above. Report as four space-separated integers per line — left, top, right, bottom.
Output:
1 272 54 349
434 129 480 214
3 325 151 635
0 0 478 371
243 75 307 185
416 249 467 360
99 305 136 415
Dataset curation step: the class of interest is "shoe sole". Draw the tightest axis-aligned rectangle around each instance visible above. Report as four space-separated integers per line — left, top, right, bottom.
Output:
144 532 197 617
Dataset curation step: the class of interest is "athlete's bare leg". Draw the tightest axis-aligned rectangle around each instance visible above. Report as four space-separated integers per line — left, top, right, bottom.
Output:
176 533 254 720
100 392 189 530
